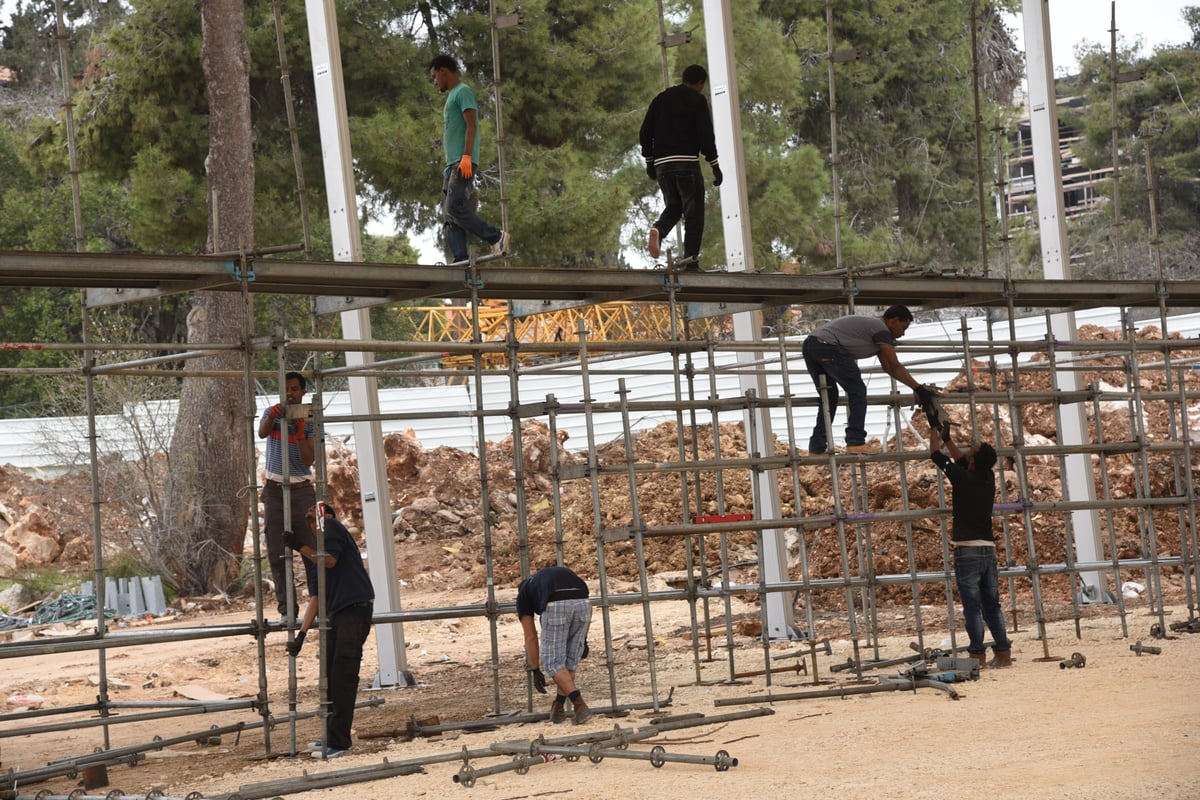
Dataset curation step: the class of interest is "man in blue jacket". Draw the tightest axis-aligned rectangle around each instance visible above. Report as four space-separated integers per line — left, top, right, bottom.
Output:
640 64 722 270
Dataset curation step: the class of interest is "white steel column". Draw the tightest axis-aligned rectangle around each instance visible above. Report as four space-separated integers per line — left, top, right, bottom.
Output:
1022 0 1108 601
305 0 413 684
703 0 797 639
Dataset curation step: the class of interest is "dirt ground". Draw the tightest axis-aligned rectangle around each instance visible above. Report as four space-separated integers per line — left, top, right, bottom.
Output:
2 322 1199 797
2 588 1199 800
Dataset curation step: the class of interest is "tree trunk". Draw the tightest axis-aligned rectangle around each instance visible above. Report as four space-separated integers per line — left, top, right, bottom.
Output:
159 0 254 595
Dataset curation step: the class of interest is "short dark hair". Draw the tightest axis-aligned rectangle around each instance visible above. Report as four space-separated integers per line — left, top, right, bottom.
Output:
974 442 997 472
681 64 708 85
285 371 306 391
883 305 913 322
429 54 459 73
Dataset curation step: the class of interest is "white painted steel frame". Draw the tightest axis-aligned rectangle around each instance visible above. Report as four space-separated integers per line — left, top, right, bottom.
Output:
703 0 798 639
1021 0 1107 599
304 0 411 685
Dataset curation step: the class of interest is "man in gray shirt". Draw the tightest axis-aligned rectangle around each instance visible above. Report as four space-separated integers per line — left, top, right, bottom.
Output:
803 305 931 454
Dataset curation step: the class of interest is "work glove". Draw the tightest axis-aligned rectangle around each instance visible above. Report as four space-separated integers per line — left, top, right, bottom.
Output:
458 154 473 179
645 158 656 180
914 384 935 406
581 640 590 660
712 164 723 187
529 668 548 694
286 630 306 657
282 529 301 552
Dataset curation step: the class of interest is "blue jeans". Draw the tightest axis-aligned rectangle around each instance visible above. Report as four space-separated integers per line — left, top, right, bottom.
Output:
442 166 501 262
803 336 867 451
954 545 1011 656
653 165 705 265
324 603 373 750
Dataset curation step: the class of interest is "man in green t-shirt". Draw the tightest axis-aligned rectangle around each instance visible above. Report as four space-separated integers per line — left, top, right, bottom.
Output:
428 54 509 263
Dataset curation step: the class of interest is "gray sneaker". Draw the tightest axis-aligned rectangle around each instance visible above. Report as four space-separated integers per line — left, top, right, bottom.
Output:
491 230 510 255
312 747 348 759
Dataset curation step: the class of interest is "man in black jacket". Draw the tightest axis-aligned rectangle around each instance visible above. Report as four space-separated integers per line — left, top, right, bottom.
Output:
929 426 1013 669
640 64 722 271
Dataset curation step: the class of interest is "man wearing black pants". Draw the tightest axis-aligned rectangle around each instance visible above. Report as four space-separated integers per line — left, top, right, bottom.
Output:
640 64 722 270
285 503 375 758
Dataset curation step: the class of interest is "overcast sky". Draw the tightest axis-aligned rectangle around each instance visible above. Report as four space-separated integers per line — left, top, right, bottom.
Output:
1008 0 1193 74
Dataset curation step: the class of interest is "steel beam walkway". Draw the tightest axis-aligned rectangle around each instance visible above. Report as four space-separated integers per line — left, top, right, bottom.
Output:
2 250 1196 312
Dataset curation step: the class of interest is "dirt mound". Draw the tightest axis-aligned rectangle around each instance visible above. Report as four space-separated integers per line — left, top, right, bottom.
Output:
1 323 1197 609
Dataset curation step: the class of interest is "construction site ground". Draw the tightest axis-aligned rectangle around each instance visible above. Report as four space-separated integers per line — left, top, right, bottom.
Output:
1 592 1198 799
3 322 1200 796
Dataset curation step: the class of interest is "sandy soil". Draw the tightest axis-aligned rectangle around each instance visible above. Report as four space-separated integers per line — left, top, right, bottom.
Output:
2 590 1198 800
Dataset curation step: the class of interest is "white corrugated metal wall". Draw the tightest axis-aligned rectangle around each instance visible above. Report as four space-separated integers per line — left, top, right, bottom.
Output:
2 308 1197 474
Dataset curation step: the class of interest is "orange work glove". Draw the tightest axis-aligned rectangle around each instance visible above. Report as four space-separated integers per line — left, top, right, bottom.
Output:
458 154 473 179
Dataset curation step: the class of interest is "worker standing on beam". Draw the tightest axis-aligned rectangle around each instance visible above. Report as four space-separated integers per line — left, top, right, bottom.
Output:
429 54 510 263
640 64 722 271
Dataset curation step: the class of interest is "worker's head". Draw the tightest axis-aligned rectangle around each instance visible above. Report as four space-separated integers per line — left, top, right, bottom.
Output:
429 54 460 91
284 371 307 404
681 64 708 90
882 305 914 338
969 442 997 472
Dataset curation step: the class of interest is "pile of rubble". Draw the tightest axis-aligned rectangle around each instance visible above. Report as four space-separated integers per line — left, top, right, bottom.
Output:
1 324 1196 609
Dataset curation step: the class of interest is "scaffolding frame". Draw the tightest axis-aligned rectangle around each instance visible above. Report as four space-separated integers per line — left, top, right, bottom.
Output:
2 252 1199 793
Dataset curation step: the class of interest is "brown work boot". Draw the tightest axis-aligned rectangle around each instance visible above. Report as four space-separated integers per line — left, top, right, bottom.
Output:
549 699 567 724
971 652 987 670
648 228 661 259
845 442 881 455
572 698 593 725
989 649 1013 668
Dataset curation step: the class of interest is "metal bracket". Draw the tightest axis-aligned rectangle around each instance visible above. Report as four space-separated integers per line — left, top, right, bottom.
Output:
225 260 254 282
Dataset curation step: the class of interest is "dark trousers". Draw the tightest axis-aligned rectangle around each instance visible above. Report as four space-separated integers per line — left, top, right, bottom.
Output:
323 603 373 751
652 166 706 264
261 481 317 616
442 166 500 262
954 545 1012 656
803 336 868 451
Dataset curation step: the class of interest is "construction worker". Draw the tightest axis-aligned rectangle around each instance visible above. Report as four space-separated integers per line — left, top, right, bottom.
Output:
929 425 1013 669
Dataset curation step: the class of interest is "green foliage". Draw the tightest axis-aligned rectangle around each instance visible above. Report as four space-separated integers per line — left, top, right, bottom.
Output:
2 0 1029 335
1059 8 1200 279
4 566 77 597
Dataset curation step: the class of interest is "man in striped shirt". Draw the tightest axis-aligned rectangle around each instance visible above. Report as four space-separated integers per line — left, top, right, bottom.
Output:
258 371 318 621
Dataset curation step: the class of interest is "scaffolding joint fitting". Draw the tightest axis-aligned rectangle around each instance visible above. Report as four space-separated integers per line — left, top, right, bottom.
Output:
225 260 255 282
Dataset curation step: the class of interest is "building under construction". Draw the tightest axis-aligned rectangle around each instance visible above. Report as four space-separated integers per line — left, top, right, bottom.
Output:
0 1 1197 798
